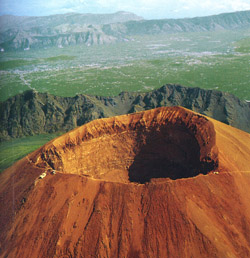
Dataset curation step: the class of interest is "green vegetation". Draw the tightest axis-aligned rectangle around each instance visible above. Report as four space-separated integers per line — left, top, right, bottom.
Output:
1 31 250 102
0 133 62 173
0 55 75 70
0 59 39 70
1 52 250 101
44 55 76 62
235 38 250 53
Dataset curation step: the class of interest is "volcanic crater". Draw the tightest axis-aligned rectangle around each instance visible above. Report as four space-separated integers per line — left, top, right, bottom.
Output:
1 106 250 258
34 106 218 183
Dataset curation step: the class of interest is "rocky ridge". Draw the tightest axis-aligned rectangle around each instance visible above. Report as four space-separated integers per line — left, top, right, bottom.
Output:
1 84 250 141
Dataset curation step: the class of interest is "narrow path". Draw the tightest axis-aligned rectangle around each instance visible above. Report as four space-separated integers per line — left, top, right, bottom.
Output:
19 73 36 91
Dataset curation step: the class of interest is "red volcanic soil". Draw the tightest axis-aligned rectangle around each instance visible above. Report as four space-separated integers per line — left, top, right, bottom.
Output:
1 106 250 258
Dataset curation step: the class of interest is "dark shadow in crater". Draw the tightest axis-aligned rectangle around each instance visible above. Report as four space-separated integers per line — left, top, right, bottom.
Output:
128 124 217 184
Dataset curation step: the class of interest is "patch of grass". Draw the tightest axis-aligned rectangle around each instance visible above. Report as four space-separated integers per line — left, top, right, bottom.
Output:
0 133 62 173
0 55 75 70
235 38 250 53
44 55 76 62
0 73 30 101
0 59 39 70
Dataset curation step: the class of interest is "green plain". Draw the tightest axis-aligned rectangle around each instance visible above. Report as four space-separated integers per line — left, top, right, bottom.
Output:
0 133 62 173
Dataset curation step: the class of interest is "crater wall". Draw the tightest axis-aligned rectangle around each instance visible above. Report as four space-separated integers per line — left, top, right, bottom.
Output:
34 106 218 183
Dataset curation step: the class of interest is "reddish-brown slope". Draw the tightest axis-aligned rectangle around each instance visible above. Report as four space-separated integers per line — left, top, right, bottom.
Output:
1 106 250 258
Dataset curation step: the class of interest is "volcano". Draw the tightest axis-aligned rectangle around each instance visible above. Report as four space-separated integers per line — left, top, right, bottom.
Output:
1 106 250 257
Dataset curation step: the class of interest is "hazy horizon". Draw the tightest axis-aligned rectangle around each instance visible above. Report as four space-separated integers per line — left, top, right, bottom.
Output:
0 0 250 19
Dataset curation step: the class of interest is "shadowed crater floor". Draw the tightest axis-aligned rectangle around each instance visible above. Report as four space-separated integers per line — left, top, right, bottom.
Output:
128 124 217 183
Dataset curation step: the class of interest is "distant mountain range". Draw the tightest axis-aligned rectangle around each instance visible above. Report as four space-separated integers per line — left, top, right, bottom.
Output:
1 84 250 141
0 11 143 50
0 11 143 31
0 10 250 51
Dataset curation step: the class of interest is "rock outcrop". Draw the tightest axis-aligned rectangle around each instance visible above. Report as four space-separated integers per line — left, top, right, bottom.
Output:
1 84 250 141
1 106 250 257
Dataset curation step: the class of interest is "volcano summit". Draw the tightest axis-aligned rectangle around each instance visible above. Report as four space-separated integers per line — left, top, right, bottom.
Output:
35 106 218 183
1 106 250 257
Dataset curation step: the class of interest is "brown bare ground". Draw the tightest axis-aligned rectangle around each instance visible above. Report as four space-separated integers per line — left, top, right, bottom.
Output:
1 106 250 258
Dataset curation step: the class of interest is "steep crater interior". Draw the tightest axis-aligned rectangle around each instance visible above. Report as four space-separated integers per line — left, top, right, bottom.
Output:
38 109 218 184
128 125 216 183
